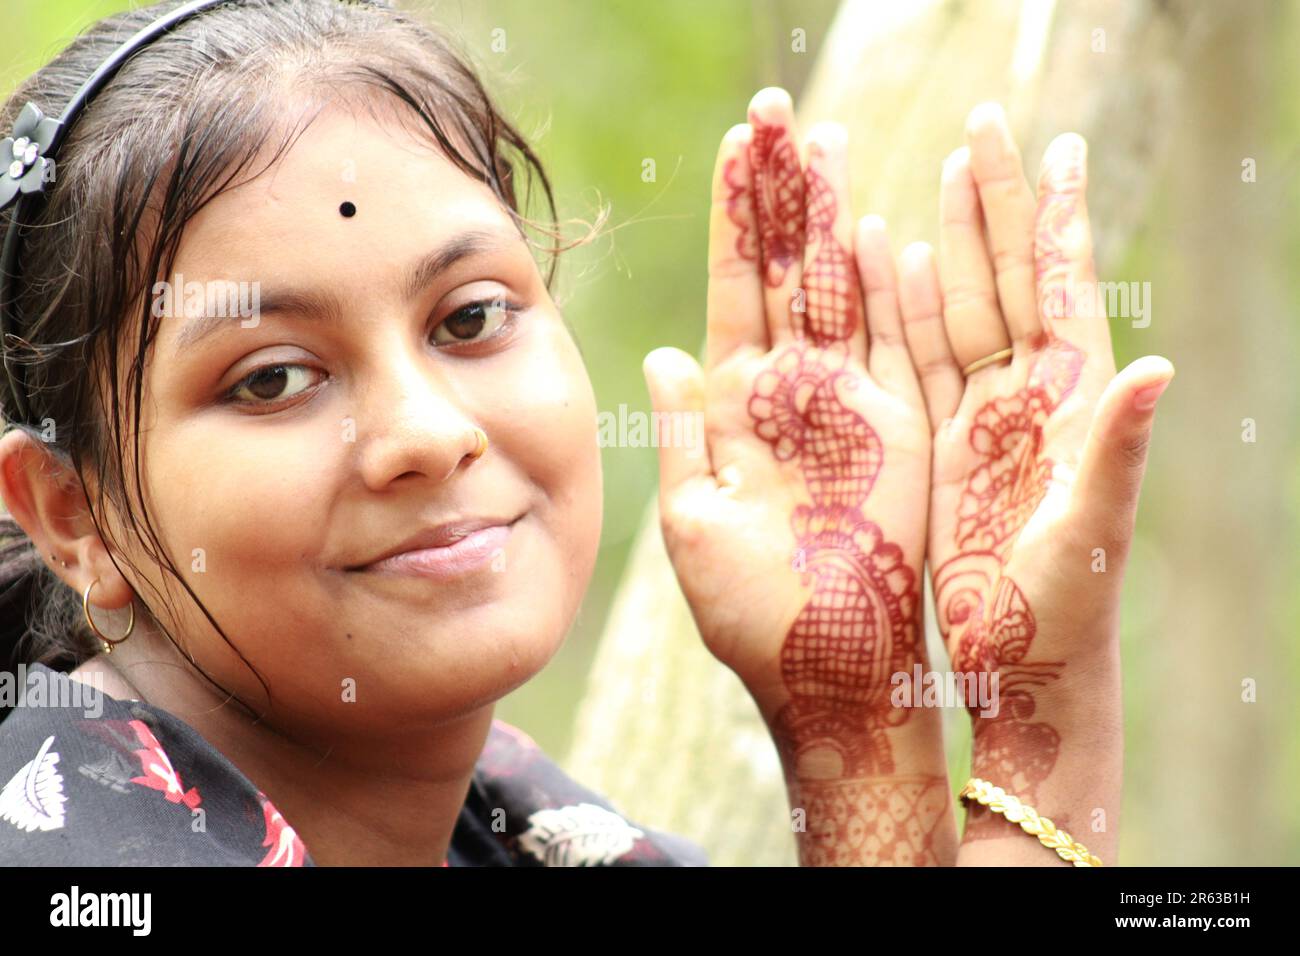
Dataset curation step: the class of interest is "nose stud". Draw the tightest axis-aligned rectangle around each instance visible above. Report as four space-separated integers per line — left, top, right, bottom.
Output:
467 427 488 461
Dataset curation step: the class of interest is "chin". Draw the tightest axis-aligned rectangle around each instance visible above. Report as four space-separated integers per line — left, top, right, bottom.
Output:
385 618 566 718
489 614 569 696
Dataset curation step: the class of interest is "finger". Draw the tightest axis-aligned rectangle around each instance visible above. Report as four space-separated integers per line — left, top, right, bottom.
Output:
1035 133 1113 361
898 241 963 431
706 123 768 373
643 346 716 502
855 215 920 403
965 102 1042 349
938 146 1012 374
1069 355 1174 562
746 87 806 347
800 121 867 359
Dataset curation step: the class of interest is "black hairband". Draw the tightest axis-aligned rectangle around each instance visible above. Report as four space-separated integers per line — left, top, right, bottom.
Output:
0 0 371 430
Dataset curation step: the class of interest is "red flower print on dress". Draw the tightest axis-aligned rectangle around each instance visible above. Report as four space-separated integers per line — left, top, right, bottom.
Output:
256 791 307 867
127 719 200 810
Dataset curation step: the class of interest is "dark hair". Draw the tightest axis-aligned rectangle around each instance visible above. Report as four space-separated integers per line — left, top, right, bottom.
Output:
0 0 576 713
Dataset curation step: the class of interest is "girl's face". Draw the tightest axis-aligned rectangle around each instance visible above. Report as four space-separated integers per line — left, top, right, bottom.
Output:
106 103 601 739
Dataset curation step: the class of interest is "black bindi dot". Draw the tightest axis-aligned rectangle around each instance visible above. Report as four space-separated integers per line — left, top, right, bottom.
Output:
339 201 356 218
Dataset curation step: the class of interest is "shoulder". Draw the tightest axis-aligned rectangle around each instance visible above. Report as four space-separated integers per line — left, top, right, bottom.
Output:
0 663 308 866
449 719 709 867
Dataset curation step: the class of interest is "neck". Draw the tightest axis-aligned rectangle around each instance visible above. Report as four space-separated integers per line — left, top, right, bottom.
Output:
77 632 490 867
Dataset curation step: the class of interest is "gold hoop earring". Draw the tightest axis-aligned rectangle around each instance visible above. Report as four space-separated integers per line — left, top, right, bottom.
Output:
467 427 488 461
82 577 135 655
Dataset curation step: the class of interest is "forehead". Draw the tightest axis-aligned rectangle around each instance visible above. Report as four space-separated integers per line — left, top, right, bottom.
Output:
168 102 519 287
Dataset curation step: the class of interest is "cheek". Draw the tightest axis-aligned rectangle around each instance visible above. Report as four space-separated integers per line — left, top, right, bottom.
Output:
156 437 322 569
136 425 331 657
480 316 603 565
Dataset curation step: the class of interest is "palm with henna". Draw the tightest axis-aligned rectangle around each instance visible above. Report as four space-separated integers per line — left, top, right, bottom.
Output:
644 88 956 866
895 103 1174 863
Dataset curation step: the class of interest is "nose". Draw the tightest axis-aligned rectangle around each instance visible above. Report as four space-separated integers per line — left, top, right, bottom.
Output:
354 347 484 490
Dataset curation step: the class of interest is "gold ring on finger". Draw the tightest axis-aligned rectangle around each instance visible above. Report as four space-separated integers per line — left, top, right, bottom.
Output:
961 347 1014 377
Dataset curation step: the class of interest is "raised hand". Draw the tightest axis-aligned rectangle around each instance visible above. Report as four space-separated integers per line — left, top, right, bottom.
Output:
644 88 956 866
897 103 1173 863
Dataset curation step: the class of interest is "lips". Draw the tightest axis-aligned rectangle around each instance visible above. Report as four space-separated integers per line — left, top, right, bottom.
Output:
347 515 522 572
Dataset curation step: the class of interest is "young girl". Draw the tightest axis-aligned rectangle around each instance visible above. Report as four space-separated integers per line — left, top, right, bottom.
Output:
0 0 1170 867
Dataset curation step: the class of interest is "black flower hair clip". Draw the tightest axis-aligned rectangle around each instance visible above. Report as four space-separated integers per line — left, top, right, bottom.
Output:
0 103 62 211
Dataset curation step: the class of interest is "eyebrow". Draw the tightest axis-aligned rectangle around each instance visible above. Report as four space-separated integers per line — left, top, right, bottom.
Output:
171 228 510 352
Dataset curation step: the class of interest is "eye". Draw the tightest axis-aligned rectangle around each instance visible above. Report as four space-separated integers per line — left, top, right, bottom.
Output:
224 363 322 408
431 296 518 346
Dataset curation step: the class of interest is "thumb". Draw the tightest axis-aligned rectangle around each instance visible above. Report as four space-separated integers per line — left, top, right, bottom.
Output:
641 346 713 505
1070 355 1175 558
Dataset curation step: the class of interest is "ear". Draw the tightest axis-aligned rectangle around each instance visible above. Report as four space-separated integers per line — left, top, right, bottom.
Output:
0 428 136 613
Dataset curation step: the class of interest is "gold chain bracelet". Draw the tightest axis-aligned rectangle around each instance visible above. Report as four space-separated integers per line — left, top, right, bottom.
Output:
959 777 1103 867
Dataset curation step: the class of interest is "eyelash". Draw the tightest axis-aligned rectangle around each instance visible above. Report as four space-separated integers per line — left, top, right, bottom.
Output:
221 297 522 411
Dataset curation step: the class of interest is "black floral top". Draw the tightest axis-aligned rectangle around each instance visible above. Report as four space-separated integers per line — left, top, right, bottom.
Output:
0 663 707 866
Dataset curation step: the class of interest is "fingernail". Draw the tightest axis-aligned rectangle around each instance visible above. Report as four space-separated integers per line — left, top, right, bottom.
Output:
1133 379 1170 412
966 101 1007 133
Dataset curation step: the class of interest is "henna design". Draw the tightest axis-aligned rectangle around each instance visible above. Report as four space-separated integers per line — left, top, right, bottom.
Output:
796 775 949 866
956 343 1083 555
750 347 882 506
934 341 1084 839
722 154 758 263
731 113 941 863
729 117 862 347
743 118 804 290
749 345 915 777
1034 140 1086 322
801 154 861 346
749 342 939 862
